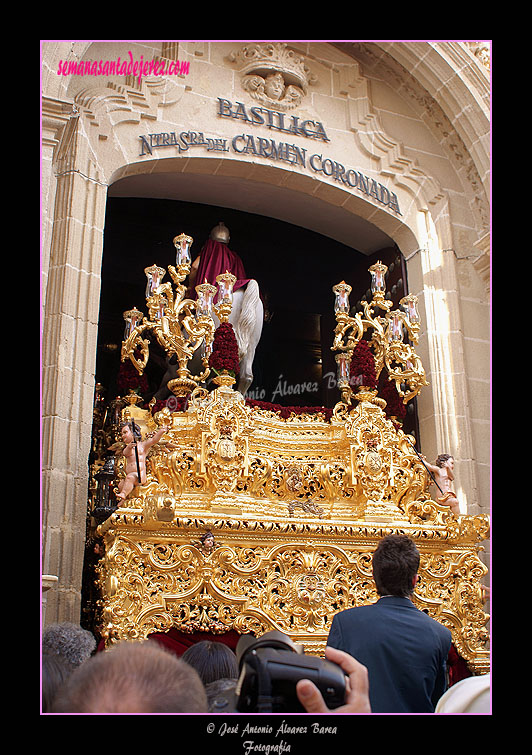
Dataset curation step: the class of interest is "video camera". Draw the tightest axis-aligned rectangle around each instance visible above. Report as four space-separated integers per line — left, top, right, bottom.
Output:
209 630 346 713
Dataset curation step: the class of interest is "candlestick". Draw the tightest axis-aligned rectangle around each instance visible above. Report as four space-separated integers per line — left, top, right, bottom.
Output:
331 260 428 408
400 294 420 324
144 265 166 299
173 233 193 268
333 281 352 314
388 312 404 342
215 271 237 323
123 307 143 340
368 260 387 296
122 232 216 397
196 281 217 318
216 271 236 304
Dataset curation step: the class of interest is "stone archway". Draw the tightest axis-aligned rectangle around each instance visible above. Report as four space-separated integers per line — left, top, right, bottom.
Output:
41 40 490 624
108 156 418 255
105 154 482 511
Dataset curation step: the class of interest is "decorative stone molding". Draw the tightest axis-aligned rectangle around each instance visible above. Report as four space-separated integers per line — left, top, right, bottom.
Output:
73 76 186 133
466 42 491 72
472 231 490 293
335 42 490 234
228 42 317 110
336 60 446 213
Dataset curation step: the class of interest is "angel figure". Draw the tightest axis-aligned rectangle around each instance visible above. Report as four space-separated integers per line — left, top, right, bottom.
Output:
115 420 170 502
242 71 304 109
193 530 219 555
422 453 461 515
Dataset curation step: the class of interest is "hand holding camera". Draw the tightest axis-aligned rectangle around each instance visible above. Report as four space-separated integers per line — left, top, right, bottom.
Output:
210 630 371 714
296 645 371 714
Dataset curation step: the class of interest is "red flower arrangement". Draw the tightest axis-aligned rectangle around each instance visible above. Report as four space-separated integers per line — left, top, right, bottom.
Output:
378 372 406 421
116 351 149 397
349 339 377 389
209 322 240 377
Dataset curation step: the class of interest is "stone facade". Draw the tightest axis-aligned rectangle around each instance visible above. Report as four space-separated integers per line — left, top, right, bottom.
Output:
41 40 490 625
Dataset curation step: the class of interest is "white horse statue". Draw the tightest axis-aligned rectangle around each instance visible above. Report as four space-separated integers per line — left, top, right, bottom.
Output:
221 278 264 394
153 223 264 399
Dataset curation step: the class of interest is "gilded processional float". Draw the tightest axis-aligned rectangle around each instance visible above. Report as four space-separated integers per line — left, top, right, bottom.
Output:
89 232 490 676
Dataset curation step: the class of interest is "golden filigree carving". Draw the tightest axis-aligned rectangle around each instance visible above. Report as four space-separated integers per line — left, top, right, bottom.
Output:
96 255 489 674
332 263 428 406
97 512 489 673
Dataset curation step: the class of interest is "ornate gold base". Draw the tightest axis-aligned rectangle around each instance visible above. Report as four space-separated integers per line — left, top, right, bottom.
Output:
96 386 490 674
97 510 490 673
211 498 243 515
364 498 408 523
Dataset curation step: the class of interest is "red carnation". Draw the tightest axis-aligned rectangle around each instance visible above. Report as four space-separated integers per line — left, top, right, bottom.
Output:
116 351 149 397
378 373 406 420
350 339 377 389
209 322 240 376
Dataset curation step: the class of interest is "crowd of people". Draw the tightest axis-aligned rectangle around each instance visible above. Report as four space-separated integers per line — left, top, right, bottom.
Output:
42 535 490 715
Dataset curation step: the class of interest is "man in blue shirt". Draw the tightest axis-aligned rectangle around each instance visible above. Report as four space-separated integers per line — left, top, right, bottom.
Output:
327 534 452 713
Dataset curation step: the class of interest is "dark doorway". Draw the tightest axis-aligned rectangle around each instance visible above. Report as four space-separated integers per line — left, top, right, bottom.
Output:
96 196 417 436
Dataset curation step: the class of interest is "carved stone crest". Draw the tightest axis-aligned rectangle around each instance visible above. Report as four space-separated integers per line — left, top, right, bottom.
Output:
228 42 316 111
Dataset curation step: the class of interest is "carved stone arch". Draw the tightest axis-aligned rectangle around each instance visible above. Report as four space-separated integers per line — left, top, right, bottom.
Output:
298 46 448 218
108 154 420 254
49 41 456 254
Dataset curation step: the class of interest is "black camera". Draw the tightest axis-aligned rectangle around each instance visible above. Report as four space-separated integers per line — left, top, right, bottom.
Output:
208 630 346 713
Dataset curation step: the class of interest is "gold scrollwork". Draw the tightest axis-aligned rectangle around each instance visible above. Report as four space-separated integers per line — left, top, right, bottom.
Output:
95 262 489 674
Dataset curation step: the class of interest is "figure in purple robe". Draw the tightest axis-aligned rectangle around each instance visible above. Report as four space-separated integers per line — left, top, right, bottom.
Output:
188 221 250 296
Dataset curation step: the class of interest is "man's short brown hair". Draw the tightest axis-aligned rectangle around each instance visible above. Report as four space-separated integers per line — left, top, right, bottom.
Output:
372 534 420 598
51 640 208 713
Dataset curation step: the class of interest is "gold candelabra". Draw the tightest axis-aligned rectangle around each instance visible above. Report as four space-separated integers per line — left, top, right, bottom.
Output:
121 233 237 397
332 261 428 405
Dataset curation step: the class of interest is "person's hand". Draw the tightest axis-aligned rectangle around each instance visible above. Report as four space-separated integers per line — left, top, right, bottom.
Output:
296 646 371 714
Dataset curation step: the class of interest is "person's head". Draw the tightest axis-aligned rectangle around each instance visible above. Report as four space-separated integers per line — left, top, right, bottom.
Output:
181 640 238 685
42 622 96 668
372 534 420 598
120 421 141 443
42 653 75 712
435 674 490 713
435 453 454 469
50 640 208 713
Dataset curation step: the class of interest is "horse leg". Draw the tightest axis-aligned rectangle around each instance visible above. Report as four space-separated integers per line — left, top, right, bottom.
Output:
236 292 264 395
237 357 252 395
